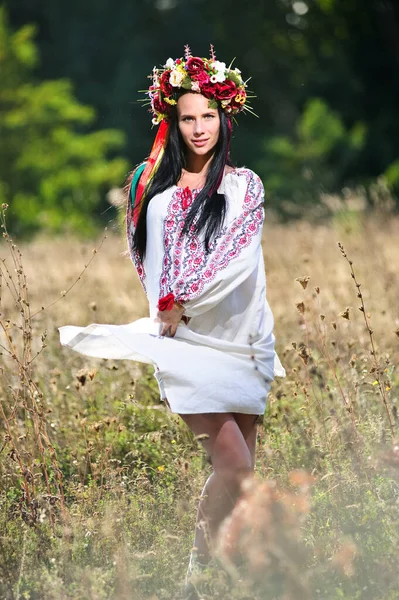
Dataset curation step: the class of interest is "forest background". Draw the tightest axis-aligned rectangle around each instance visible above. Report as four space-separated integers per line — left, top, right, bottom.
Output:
2 0 399 234
1 2 399 599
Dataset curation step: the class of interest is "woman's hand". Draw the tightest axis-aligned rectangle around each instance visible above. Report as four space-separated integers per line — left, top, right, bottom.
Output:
156 302 185 337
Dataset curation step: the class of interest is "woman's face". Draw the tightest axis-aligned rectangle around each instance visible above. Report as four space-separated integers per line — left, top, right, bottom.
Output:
177 93 221 158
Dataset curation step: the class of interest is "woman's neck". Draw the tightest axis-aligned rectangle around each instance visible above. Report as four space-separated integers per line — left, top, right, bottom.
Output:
184 150 213 174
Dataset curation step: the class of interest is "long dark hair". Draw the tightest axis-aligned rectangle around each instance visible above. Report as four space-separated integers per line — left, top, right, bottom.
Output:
129 99 233 260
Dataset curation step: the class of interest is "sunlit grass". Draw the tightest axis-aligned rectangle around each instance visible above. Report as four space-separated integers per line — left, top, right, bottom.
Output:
1 203 399 599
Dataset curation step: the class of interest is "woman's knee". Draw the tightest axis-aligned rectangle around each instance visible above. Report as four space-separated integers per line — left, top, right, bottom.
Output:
213 445 253 488
179 412 253 478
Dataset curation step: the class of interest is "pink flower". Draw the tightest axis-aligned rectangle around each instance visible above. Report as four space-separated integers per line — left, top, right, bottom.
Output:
193 69 210 85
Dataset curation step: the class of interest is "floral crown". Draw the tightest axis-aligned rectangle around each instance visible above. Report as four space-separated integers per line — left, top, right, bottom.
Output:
146 44 253 125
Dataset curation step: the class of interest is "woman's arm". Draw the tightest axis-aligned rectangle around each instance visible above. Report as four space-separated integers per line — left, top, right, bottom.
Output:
161 170 265 319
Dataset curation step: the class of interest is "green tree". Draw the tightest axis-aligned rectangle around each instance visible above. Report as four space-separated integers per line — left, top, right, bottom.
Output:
4 0 399 215
0 7 128 235
256 98 366 211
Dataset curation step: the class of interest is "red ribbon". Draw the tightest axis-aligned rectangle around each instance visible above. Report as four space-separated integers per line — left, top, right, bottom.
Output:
133 119 170 227
157 292 175 311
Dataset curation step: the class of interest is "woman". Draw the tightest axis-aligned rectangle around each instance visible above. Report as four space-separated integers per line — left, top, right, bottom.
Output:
59 46 285 585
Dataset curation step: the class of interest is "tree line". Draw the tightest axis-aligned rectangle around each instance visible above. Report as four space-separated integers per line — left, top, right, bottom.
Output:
2 0 399 234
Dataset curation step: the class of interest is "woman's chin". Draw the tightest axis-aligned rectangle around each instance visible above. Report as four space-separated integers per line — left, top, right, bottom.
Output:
188 144 215 157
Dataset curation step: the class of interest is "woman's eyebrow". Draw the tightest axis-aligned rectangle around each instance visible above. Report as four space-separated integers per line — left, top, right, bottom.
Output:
179 111 217 118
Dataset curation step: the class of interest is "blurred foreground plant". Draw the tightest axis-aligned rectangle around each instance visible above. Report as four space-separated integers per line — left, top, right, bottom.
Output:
0 204 66 530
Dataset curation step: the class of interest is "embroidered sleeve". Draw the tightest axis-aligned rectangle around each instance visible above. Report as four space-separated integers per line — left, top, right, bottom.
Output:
126 181 147 292
167 170 265 318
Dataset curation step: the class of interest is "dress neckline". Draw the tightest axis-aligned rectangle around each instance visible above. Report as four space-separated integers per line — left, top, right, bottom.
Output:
174 167 240 192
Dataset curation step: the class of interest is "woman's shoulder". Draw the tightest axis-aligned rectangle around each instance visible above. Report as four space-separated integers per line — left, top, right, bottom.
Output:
223 167 264 198
220 167 265 215
227 166 263 184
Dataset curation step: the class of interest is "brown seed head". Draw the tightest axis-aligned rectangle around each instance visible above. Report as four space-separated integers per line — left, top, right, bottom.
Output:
295 276 310 290
339 307 351 320
296 302 305 315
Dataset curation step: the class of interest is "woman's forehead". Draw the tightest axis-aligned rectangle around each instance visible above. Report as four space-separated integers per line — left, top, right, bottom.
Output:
177 93 217 114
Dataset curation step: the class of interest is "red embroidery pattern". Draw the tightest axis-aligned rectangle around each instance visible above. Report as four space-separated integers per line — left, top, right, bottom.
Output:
159 169 264 304
126 191 147 292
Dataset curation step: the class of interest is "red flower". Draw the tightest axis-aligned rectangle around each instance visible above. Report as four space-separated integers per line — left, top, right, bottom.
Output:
185 56 205 76
200 81 216 99
193 70 210 85
157 292 175 311
152 92 168 115
214 80 237 101
159 71 173 96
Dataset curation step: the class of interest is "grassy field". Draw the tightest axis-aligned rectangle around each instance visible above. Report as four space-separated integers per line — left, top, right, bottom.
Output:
1 203 399 599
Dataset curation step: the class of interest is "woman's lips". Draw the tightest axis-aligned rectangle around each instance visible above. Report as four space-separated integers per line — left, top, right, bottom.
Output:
192 139 209 147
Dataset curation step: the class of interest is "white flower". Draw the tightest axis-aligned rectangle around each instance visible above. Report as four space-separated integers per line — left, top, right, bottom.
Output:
169 69 185 87
211 61 226 82
213 71 226 82
210 74 218 84
211 60 226 73
210 61 226 82
164 58 175 69
191 81 200 92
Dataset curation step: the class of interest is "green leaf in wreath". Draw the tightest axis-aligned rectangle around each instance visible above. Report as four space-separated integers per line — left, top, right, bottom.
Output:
208 98 219 109
181 76 192 90
227 71 242 85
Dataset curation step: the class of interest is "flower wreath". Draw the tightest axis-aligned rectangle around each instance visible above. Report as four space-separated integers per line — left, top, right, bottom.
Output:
146 44 254 125
132 45 255 227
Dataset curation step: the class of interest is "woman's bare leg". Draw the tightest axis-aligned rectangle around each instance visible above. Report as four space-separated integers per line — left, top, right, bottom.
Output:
233 412 260 468
179 412 259 564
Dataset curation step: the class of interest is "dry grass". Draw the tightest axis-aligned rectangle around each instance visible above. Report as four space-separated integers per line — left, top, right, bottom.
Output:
1 204 399 599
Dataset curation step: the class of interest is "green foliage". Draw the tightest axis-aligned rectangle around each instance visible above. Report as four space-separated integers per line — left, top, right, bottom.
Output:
256 98 367 211
384 158 399 187
3 1 399 229
0 7 128 235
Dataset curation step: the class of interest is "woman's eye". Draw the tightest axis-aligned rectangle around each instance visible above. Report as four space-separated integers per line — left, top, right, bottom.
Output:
181 115 215 122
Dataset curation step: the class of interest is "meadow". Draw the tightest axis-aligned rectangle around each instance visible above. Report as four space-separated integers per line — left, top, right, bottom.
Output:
0 198 398 600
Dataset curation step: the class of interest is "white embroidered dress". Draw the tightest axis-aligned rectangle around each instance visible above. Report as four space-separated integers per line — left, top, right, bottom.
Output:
59 167 285 414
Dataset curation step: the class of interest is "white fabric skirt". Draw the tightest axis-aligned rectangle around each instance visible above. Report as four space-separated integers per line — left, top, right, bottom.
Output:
59 318 284 415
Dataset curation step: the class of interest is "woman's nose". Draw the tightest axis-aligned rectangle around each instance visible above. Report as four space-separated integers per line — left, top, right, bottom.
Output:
193 119 204 135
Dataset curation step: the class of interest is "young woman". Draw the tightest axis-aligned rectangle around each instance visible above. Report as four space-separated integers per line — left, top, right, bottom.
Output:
59 46 285 587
